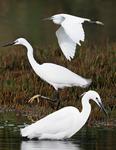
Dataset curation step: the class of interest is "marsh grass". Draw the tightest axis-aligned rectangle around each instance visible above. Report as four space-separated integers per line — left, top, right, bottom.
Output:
0 42 116 125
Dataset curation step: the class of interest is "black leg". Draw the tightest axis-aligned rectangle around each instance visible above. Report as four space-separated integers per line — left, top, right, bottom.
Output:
56 99 60 110
52 90 61 110
52 90 59 101
28 91 61 110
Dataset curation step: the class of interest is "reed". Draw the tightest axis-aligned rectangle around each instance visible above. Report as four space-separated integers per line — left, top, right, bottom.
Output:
0 42 115 124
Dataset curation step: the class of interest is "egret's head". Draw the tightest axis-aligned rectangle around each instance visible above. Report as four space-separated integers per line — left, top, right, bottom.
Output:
2 38 28 47
14 38 28 45
82 90 107 116
44 14 65 25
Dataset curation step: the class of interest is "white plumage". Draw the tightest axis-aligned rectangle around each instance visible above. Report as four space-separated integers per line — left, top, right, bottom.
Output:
3 38 92 91
46 13 104 60
56 26 76 60
38 63 91 90
20 90 107 140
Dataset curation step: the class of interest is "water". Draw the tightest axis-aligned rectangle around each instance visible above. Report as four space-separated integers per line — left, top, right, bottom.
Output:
0 111 115 150
0 0 116 48
0 1 115 150
0 122 115 150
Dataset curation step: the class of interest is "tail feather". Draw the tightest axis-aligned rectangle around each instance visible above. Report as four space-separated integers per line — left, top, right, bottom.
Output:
20 125 33 138
81 79 92 88
20 128 27 137
21 128 34 139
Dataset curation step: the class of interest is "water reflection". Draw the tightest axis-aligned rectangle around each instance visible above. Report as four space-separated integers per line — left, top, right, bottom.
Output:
0 120 116 150
21 140 82 150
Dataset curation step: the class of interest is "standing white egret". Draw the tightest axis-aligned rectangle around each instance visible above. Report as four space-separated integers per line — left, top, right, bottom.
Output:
3 38 92 107
20 90 107 140
44 13 104 61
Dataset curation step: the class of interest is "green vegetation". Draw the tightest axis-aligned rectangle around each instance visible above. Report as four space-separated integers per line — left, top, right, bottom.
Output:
0 42 115 125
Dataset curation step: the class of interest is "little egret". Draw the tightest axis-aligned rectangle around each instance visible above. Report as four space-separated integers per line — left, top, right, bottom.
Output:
20 90 107 140
3 38 92 107
45 13 104 61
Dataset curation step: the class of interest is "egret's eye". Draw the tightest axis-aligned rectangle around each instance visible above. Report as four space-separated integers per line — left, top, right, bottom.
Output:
96 97 98 100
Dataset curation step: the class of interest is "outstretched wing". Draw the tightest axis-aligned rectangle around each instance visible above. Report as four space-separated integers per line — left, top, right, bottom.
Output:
62 18 85 46
56 26 76 61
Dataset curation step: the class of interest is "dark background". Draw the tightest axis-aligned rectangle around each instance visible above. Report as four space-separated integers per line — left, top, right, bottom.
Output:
0 0 115 47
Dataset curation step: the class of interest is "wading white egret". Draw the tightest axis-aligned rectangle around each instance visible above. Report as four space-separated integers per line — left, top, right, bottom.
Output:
3 38 92 107
45 13 104 61
20 90 107 140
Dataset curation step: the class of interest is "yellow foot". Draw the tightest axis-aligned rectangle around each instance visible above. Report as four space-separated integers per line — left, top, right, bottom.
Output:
28 94 40 104
28 94 54 104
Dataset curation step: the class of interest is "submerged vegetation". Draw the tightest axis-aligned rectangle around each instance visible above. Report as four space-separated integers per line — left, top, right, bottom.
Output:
0 41 115 125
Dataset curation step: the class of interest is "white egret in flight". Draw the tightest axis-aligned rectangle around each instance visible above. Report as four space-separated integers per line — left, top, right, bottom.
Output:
44 14 104 61
20 90 107 140
3 38 92 108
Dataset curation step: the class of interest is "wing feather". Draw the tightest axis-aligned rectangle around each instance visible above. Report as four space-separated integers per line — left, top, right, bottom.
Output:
21 107 79 139
56 26 76 61
62 18 85 45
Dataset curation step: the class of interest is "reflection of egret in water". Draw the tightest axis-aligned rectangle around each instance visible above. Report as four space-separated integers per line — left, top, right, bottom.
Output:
21 140 82 150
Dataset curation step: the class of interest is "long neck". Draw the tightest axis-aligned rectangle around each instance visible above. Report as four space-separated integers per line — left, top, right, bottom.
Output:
24 42 40 71
80 96 91 123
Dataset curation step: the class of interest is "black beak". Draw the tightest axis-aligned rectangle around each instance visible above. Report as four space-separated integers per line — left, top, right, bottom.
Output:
2 41 15 47
42 17 53 21
99 102 108 116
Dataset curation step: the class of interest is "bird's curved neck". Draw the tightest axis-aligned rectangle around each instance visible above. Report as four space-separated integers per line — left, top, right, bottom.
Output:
24 42 40 70
81 97 91 122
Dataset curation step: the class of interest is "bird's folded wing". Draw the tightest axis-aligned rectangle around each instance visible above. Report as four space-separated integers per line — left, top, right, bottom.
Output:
21 107 79 139
56 26 76 61
62 18 85 46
